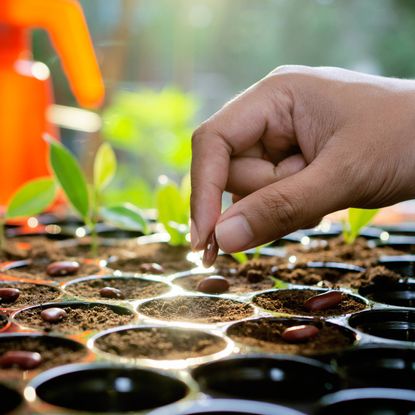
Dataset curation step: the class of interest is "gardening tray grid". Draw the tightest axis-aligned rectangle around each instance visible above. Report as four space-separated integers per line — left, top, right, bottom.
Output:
0 229 413 414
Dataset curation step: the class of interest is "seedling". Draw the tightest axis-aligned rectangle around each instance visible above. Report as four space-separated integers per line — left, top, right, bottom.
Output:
44 135 148 255
0 177 56 251
155 175 190 246
342 208 379 244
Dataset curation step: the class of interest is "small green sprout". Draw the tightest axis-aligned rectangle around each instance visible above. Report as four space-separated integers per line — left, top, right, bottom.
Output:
0 177 56 251
44 135 148 255
155 175 190 246
342 207 379 244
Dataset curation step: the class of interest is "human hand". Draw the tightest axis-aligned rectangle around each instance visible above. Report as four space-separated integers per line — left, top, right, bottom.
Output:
191 66 415 262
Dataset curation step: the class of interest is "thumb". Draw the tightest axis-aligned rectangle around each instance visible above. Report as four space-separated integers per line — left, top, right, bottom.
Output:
215 159 345 253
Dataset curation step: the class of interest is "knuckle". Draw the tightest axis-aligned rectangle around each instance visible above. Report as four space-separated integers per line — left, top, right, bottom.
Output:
256 188 301 234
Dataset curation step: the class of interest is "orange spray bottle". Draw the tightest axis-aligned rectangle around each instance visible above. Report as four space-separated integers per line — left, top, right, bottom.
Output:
0 0 105 205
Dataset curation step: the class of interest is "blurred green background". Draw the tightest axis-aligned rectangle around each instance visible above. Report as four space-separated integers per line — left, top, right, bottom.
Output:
32 0 415 208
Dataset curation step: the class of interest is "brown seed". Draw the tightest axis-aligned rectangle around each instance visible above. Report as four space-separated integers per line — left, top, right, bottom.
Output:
0 351 42 370
40 307 67 323
203 232 219 268
139 263 164 274
0 288 20 303
197 275 229 294
46 261 80 277
99 286 125 299
304 291 344 312
282 325 320 343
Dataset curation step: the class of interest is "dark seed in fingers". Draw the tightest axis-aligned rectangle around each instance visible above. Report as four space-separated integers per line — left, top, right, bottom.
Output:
203 232 219 268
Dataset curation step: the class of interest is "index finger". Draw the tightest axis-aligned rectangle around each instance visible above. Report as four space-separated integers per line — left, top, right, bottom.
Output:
190 79 293 250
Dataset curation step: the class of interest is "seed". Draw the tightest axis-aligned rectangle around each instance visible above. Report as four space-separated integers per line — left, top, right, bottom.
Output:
203 232 219 268
139 263 164 274
99 286 125 299
197 275 230 294
0 351 42 370
0 288 20 303
40 307 67 323
304 291 343 312
46 261 80 277
282 325 320 343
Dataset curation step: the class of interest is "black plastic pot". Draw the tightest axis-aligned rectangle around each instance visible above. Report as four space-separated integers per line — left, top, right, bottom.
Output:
335 344 415 389
0 383 23 414
348 309 415 342
359 281 415 308
315 388 415 415
28 363 189 412
375 235 415 253
0 333 87 371
192 355 341 404
377 255 415 277
147 399 306 415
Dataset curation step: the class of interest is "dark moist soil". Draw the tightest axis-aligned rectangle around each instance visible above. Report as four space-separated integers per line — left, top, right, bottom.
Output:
139 296 254 324
65 277 170 301
174 273 275 294
0 282 61 308
0 337 87 373
285 236 404 267
106 243 191 274
95 327 227 360
270 264 402 289
253 289 367 317
227 318 355 355
14 304 134 333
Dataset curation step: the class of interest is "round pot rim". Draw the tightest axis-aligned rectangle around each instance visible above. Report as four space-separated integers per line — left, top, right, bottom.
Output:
147 398 306 415
318 387 415 407
11 300 137 332
89 323 234 369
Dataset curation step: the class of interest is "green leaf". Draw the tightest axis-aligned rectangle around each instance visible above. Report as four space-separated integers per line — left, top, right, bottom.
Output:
6 178 56 219
231 251 249 264
156 178 188 246
44 134 90 219
100 203 148 234
343 208 379 244
94 143 117 191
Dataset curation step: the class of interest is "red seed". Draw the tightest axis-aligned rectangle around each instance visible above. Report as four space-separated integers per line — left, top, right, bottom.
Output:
197 276 230 294
40 307 67 323
203 232 219 268
304 291 343 312
46 261 80 277
282 325 320 343
99 286 125 299
0 288 20 303
0 351 42 370
139 263 164 274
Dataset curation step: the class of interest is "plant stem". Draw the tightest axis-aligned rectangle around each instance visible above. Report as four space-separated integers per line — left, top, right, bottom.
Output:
85 218 98 257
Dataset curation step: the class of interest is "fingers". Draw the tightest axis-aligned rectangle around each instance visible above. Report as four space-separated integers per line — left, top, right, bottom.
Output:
214 155 346 253
226 153 306 197
191 80 294 250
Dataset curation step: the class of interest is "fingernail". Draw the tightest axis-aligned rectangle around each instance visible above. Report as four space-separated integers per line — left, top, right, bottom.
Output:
190 220 200 250
215 215 254 253
202 232 219 267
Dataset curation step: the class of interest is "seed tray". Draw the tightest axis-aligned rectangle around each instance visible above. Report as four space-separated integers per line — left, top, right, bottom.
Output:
0 231 414 414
